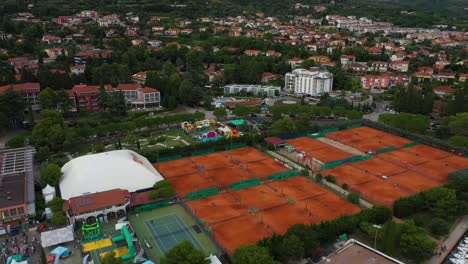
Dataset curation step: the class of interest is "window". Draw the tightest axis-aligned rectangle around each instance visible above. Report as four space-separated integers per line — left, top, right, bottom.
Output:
1 210 8 218
10 208 17 216
18 207 24 215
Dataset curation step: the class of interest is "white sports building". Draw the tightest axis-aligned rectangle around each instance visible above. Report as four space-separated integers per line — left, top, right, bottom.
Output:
285 68 334 96
60 150 163 200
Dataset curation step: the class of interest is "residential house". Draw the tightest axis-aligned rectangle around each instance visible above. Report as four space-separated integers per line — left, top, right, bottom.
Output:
244 50 262 56
148 40 163 48
71 84 108 112
309 55 330 63
433 86 455 96
389 61 409 72
435 72 456 83
340 55 356 67
165 28 180 36
42 34 62 44
0 82 41 111
44 48 68 60
371 61 389 72
70 65 85 76
261 72 278 83
288 58 304 69
459 73 468 82
131 72 147 85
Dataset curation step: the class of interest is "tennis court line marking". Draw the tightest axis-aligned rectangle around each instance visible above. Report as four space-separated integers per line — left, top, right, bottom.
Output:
174 215 202 249
162 222 179 249
145 219 169 253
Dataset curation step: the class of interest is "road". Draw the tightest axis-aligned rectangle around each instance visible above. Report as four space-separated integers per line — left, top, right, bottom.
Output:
363 101 389 122
182 106 215 120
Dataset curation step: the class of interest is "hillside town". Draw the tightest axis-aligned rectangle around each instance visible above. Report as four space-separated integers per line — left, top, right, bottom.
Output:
0 1 467 264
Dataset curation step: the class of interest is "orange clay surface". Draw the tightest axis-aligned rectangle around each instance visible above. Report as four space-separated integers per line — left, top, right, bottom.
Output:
388 171 443 194
155 147 286 193
324 165 376 186
350 157 407 177
187 176 360 254
353 179 412 207
286 137 352 163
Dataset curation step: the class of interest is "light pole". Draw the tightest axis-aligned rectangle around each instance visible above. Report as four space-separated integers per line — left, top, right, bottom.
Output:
373 224 381 250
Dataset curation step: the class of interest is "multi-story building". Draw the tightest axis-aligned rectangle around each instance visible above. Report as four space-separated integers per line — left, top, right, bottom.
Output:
71 84 110 112
117 84 160 109
285 68 334 96
224 84 281 97
0 83 41 111
0 147 36 232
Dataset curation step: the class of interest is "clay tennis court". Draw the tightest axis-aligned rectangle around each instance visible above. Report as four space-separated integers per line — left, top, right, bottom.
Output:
286 137 353 163
377 149 429 166
354 179 412 207
350 157 407 177
413 159 460 182
402 145 452 160
324 165 376 186
155 147 287 194
388 171 443 193
169 173 216 195
211 215 272 254
186 176 360 254
440 155 468 168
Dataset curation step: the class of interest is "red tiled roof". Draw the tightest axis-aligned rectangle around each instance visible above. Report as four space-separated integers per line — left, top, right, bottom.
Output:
63 189 131 215
0 82 40 93
433 86 455 93
72 85 99 94
117 83 140 90
140 87 159 93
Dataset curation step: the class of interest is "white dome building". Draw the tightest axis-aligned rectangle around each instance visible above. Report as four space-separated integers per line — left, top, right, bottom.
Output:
59 150 163 200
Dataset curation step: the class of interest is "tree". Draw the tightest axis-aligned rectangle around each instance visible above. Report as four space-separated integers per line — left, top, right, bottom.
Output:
47 197 64 213
213 108 227 120
160 241 209 264
277 235 304 262
271 117 296 136
36 146 50 162
232 245 279 264
400 221 436 262
0 87 25 128
345 110 363 120
51 212 67 225
38 87 56 109
150 180 175 199
27 104 35 128
295 113 316 133
41 163 63 187
347 192 360 204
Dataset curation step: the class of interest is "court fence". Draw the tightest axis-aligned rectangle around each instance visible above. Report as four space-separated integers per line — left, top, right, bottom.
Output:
279 133 309 140
402 141 419 148
224 143 248 151
134 199 172 213
191 149 215 157
346 123 362 129
266 170 300 181
180 201 226 256
155 154 182 163
376 146 396 154
186 187 219 201
321 155 372 169
230 178 262 190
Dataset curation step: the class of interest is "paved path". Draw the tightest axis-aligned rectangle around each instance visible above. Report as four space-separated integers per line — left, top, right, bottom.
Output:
266 150 373 209
317 137 365 156
426 215 468 264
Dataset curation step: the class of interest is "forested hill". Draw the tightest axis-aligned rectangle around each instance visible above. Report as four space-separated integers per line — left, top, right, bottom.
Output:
2 0 467 28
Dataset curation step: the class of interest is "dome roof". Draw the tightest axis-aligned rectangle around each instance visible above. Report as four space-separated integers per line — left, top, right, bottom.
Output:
59 150 163 200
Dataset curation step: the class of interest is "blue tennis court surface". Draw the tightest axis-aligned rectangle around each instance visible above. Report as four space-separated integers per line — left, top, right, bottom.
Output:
144 214 202 253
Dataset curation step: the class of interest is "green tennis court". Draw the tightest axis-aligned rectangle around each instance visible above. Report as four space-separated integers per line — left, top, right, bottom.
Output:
145 214 202 253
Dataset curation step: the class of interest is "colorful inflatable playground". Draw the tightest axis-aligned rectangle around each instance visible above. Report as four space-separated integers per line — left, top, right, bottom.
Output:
81 220 146 264
181 119 242 143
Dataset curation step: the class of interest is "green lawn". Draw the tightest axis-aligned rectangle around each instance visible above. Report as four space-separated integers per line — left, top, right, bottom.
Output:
129 205 221 262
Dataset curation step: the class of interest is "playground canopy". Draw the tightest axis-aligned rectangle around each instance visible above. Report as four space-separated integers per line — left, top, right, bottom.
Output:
60 150 164 200
50 246 69 258
229 119 245 126
42 184 56 203
41 225 74 248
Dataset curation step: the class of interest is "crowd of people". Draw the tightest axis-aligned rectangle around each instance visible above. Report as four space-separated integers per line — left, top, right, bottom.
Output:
0 231 40 262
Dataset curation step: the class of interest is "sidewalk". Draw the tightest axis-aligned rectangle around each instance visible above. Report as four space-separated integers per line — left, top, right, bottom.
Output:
426 215 468 264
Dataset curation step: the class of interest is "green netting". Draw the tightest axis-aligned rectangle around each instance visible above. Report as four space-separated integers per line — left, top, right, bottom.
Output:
186 187 219 201
266 170 300 181
321 127 339 134
157 154 182 162
230 178 261 190
350 155 371 162
307 133 323 139
225 143 247 150
191 149 215 157
376 146 396 154
321 160 344 169
402 141 420 148
134 200 171 213
346 124 362 129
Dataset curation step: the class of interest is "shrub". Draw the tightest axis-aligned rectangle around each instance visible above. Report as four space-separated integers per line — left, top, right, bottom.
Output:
347 192 360 204
325 175 336 184
342 183 349 190
315 174 323 183
51 212 67 225
94 143 105 153
428 218 450 237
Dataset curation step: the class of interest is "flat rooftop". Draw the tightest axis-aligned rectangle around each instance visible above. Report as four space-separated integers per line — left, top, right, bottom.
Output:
0 147 35 210
320 239 403 264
